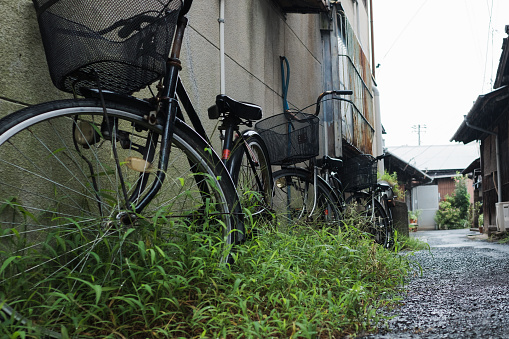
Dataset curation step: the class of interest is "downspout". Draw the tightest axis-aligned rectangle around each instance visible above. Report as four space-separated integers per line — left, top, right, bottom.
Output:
372 86 384 174
353 0 361 48
219 0 225 94
464 117 502 203
369 0 375 78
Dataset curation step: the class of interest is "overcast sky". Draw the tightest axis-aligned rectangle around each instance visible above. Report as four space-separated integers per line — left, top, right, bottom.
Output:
373 0 509 147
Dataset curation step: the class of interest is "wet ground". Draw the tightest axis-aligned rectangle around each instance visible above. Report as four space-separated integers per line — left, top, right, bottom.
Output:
359 229 509 338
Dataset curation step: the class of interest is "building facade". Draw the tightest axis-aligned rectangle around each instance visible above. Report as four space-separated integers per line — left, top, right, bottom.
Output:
0 0 382 161
452 26 509 233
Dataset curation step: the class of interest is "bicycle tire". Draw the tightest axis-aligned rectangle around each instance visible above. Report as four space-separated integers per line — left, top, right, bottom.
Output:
271 167 341 231
345 192 390 248
381 194 395 249
0 98 242 335
328 173 346 211
228 131 273 217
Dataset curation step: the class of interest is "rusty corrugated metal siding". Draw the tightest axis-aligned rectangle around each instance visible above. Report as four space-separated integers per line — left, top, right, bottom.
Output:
337 10 374 155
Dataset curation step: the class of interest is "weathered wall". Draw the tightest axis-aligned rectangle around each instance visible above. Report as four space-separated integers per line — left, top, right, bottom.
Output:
177 0 323 148
1 0 380 161
392 201 409 238
482 110 509 231
0 0 323 135
0 0 72 118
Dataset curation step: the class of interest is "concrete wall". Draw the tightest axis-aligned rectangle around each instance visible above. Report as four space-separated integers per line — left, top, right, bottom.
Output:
1 1 322 126
0 0 72 118
178 0 324 148
1 0 377 155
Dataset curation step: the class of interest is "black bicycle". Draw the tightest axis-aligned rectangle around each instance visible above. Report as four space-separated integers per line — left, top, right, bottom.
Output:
342 154 394 248
0 0 272 335
255 90 352 230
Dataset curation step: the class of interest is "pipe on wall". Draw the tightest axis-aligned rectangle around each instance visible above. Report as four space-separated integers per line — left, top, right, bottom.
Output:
219 0 225 94
369 0 375 78
372 85 384 174
353 0 362 49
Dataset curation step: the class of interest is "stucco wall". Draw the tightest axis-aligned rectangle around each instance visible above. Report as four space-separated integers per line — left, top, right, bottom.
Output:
0 0 72 118
0 0 324 139
178 0 323 145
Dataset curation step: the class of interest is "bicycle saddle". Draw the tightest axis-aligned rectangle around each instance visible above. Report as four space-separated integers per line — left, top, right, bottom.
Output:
316 155 343 171
209 94 262 121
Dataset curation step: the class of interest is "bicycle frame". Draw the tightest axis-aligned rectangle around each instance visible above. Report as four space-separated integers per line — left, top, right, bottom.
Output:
276 90 353 221
130 0 264 215
132 11 189 213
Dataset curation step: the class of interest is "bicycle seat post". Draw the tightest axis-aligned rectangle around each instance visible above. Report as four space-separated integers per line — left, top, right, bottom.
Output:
219 116 238 165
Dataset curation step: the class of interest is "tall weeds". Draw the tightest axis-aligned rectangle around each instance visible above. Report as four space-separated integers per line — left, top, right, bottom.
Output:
2 209 420 338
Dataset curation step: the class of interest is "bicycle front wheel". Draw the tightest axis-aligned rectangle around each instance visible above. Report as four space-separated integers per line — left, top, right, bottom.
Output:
271 167 341 231
0 98 242 335
345 192 390 247
381 194 395 249
228 131 273 217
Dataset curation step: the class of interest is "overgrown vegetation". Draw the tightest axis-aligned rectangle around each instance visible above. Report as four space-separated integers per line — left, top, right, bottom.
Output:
378 170 405 201
2 208 425 338
468 201 483 228
435 174 471 229
394 233 430 252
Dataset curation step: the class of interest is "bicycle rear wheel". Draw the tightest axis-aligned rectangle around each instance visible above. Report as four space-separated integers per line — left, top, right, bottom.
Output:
345 192 390 247
271 167 341 231
381 195 395 249
228 131 273 217
0 98 242 335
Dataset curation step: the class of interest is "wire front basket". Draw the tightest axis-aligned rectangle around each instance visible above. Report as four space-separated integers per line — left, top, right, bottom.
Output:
255 111 319 165
340 154 377 192
32 0 182 96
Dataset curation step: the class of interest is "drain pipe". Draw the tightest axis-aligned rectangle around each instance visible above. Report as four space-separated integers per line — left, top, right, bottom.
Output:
464 117 502 203
353 0 362 49
369 0 375 78
372 85 384 174
219 0 226 94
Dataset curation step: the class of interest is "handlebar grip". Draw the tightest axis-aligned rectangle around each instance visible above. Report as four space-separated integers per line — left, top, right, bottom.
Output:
332 90 353 96
314 89 353 115
375 153 390 161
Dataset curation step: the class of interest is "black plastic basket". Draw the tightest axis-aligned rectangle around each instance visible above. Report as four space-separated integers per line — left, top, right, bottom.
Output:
32 0 182 96
255 111 319 165
340 154 377 192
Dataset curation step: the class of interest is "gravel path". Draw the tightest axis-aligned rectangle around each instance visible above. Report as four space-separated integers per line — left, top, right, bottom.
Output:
360 229 509 339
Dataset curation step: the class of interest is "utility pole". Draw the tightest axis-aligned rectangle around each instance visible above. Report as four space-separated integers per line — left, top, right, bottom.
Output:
412 124 426 145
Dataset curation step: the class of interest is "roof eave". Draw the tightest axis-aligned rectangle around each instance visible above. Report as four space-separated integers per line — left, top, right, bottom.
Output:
451 86 509 143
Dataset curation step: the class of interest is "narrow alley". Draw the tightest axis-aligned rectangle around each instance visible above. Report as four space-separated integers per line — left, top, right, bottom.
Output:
363 229 509 338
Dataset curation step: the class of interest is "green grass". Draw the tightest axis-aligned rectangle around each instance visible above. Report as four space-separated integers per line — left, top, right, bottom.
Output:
392 232 430 252
2 212 423 339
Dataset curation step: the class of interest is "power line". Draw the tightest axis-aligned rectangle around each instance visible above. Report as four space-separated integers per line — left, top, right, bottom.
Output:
379 0 429 67
482 0 494 92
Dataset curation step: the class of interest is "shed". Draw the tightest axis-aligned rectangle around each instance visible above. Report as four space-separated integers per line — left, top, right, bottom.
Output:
386 144 479 201
386 144 479 229
451 26 509 233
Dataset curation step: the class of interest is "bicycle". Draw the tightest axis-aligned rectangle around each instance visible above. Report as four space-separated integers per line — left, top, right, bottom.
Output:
255 90 353 230
0 0 272 334
255 90 395 247
208 96 273 218
341 154 395 248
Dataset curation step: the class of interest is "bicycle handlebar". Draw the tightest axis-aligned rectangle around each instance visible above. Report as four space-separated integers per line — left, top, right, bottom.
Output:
314 90 353 116
180 0 193 17
374 153 390 162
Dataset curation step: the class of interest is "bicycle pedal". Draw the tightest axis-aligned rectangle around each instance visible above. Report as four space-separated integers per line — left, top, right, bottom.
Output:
125 157 154 173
